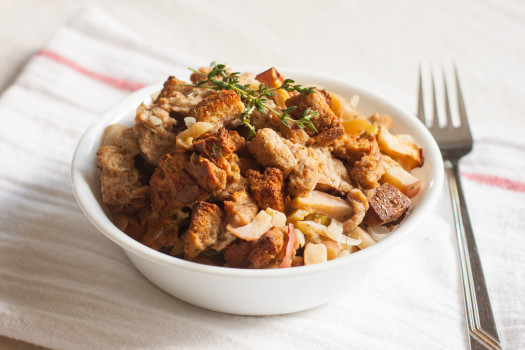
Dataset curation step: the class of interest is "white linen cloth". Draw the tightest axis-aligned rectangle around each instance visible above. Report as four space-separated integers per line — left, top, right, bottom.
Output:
1 4 524 349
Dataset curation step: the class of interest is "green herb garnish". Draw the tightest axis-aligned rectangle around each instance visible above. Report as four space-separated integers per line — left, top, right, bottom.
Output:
188 62 318 137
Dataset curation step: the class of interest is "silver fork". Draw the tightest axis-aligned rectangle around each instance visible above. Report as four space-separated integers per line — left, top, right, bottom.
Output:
417 65 501 350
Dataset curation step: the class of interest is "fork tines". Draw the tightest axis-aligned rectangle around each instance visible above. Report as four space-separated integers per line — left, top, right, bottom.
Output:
417 63 470 131
417 63 473 157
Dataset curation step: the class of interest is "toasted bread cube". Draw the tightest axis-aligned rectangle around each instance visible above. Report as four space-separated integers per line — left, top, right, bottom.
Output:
286 91 344 144
377 127 424 171
364 183 411 227
246 167 285 212
189 90 244 129
183 202 224 258
249 227 285 269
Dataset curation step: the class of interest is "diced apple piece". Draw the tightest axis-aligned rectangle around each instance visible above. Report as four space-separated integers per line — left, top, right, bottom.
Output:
255 67 285 88
396 134 415 143
290 190 353 222
381 154 400 168
381 165 422 198
349 226 376 249
273 90 292 109
329 92 360 120
341 116 371 136
322 240 343 260
304 243 328 265
377 127 424 170
255 67 291 109
381 155 422 198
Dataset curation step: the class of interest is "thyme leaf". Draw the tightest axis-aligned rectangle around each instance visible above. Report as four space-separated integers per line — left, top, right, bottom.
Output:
187 62 318 136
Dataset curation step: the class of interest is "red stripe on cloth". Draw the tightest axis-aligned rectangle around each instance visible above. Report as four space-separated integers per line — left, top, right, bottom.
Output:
461 172 525 193
37 49 146 92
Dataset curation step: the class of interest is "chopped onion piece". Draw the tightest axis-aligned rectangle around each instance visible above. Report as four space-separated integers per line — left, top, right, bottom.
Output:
350 95 360 109
337 250 351 258
287 209 310 223
184 116 197 128
350 227 376 249
226 208 286 242
367 226 392 242
296 220 361 248
295 228 306 248
227 210 272 241
325 219 343 241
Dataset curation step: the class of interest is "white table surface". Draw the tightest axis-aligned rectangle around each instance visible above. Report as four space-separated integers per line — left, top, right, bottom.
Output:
1 0 524 348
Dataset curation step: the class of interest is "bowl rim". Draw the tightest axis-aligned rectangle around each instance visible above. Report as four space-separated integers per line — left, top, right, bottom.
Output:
71 68 444 279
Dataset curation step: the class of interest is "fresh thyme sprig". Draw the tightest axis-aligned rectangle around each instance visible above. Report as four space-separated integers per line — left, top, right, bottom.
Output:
279 79 317 94
282 107 319 132
188 62 318 137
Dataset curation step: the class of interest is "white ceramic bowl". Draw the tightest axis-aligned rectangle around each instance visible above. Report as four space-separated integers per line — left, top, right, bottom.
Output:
71 70 443 315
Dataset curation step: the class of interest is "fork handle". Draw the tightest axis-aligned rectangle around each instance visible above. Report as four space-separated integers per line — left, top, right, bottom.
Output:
445 160 501 350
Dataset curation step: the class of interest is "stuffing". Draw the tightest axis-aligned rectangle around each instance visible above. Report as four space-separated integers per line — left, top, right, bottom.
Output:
287 146 321 197
223 190 259 228
363 183 411 227
185 156 228 194
285 91 344 145
333 134 379 164
350 153 385 189
155 76 213 116
149 150 208 213
97 146 149 212
223 227 285 268
141 213 181 253
183 201 224 259
247 128 297 176
248 227 286 268
97 64 424 268
133 103 177 165
189 90 244 130
193 128 244 160
246 167 286 212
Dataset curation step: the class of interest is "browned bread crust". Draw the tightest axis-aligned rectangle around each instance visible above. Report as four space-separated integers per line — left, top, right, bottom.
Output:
364 183 411 226
184 201 224 259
